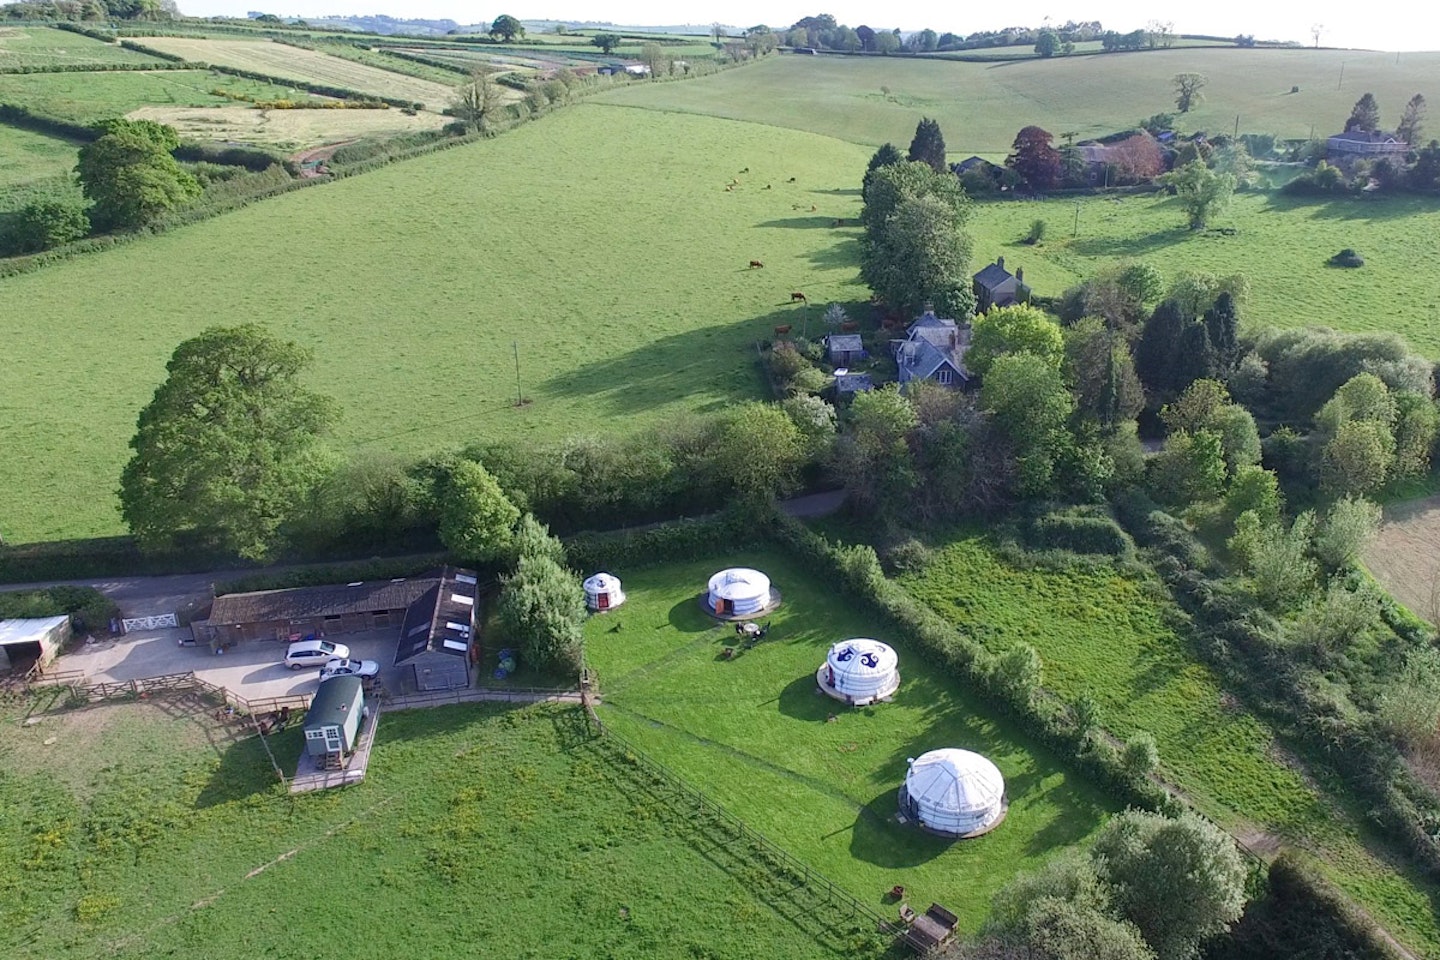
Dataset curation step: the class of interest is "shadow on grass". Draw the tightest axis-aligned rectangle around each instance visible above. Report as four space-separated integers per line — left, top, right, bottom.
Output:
1066 227 1190 258
777 672 829 720
850 785 954 867
195 729 300 808
757 216 845 229
1020 782 1108 856
800 234 864 272
810 187 862 197
669 596 716 633
1262 192 1431 222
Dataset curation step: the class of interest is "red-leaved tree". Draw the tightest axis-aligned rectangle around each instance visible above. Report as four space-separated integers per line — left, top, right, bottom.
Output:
1007 126 1062 191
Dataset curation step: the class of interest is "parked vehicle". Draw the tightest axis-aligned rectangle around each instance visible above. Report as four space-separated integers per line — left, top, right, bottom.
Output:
320 658 380 681
284 639 350 670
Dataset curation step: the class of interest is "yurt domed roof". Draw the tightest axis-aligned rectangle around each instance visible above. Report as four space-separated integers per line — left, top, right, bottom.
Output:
708 568 771 601
905 749 1004 816
826 639 897 681
583 572 621 592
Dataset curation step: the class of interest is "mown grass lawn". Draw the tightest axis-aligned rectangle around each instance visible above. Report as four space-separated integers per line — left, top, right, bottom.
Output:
583 549 1114 932
0 696 842 960
0 104 870 543
899 531 1440 955
967 191 1440 357
0 26 161 68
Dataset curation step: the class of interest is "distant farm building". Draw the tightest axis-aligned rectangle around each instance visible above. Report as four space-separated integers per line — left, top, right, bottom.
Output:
817 638 899 706
891 309 972 391
1327 130 1409 166
193 578 433 648
394 567 480 692
0 615 69 673
835 372 874 396
899 748 1007 837
583 572 626 612
973 257 1024 311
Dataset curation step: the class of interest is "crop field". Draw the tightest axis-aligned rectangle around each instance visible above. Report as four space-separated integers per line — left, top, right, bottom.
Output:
0 104 870 542
1365 493 1440 624
900 532 1440 955
583 549 1114 931
134 37 459 109
126 104 449 151
0 69 328 122
0 25 160 68
966 191 1440 356
0 124 81 190
0 697 839 960
598 49 1440 156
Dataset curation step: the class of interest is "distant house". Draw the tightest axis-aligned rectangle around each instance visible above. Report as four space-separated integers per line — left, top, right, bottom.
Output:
623 63 651 77
394 566 480 692
1327 130 1409 166
792 46 817 55
952 156 993 175
891 310 972 390
826 333 864 366
973 257 1024 312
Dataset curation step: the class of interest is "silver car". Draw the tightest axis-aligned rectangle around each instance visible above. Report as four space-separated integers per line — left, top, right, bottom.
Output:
320 657 380 681
284 639 350 670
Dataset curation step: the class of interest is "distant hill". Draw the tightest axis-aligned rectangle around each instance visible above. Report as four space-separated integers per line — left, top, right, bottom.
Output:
274 14 484 36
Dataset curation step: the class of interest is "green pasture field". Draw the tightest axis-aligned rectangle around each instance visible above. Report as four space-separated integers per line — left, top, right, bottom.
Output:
966 191 1440 357
0 124 80 190
925 38 1236 61
584 549 1114 931
0 68 326 122
0 25 160 68
900 532 1440 955
0 697 840 960
597 49 1440 155
0 104 870 542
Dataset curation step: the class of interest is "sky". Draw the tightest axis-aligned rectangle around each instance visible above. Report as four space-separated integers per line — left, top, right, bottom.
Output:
177 1 1439 52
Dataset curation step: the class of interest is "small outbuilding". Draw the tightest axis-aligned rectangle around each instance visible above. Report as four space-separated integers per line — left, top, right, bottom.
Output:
706 568 775 618
826 333 864 366
817 638 899 705
899 748 1006 838
303 674 365 763
0 616 69 673
394 567 480 692
583 572 626 612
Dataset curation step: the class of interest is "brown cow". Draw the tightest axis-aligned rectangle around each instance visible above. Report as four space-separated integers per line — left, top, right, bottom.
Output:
773 324 792 335
790 292 808 304
749 260 764 269
786 177 797 182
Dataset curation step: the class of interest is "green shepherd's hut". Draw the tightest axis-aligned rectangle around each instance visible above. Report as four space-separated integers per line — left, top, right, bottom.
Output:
304 675 364 761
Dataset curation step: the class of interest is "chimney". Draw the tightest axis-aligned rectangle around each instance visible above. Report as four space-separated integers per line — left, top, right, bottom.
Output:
996 256 1004 270
1016 266 1024 282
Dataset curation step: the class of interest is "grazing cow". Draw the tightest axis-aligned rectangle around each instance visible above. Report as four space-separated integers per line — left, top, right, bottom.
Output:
740 167 750 173
725 185 734 191
790 292 808 304
786 176 797 182
840 320 859 332
764 184 772 189
833 218 846 227
773 324 792 335
810 205 817 211
749 260 764 269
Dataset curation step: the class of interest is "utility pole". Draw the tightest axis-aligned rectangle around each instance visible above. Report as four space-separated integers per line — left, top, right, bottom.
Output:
1338 62 1344 90
512 341 524 407
1073 202 1080 237
1234 114 1240 140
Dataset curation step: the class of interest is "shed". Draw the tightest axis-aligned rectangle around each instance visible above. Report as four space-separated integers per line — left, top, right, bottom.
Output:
826 333 864 366
304 674 364 759
835 372 874 396
583 572 626 612
394 567 479 692
817 638 899 705
900 748 1006 837
0 616 69 673
193 576 437 648
707 568 773 618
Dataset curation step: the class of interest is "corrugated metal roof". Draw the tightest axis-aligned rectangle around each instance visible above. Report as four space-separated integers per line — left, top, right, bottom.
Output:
0 616 68 646
209 578 439 625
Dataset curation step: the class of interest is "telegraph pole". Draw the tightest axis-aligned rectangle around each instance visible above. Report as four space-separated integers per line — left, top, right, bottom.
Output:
513 341 524 407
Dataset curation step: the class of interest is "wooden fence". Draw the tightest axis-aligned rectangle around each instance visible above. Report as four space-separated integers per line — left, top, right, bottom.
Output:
22 669 315 715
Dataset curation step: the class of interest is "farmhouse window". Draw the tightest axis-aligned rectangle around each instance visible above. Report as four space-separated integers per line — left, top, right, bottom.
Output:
937 369 954 385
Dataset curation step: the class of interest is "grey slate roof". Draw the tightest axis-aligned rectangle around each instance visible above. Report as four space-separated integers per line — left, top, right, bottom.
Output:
395 566 480 666
827 334 863 353
892 310 971 385
973 261 1015 291
954 156 991 173
836 373 874 393
209 577 439 625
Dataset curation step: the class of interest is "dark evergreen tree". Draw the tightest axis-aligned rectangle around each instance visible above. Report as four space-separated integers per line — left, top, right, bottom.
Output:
1135 300 1187 398
1203 292 1241 377
907 118 948 173
1344 93 1380 133
1397 93 1427 145
862 142 903 201
1177 320 1220 390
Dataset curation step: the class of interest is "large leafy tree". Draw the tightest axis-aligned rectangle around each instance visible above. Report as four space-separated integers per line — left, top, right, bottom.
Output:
834 385 918 514
863 194 974 318
1092 810 1247 960
1172 73 1207 112
907 117 948 172
1065 319 1144 431
451 68 503 133
1007 125 1062 191
498 554 585 673
489 14 524 41
118 324 338 560
981 352 1075 497
591 33 622 54
76 118 199 231
861 141 903 202
967 304 1065 377
1161 161 1235 230
438 460 520 562
708 402 806 502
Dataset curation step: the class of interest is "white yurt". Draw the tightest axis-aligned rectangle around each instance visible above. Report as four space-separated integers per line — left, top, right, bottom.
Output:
818 638 899 706
582 572 626 612
707 568 772 617
900 748 1006 838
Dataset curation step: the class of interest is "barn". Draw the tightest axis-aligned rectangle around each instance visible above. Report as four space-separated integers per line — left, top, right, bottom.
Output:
0 616 70 673
192 577 437 649
394 567 480 692
304 674 365 763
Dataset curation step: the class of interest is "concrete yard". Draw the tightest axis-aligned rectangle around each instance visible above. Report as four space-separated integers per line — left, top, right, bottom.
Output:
56 628 411 702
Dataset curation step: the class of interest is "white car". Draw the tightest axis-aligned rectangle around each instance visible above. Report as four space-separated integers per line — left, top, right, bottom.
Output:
284 639 350 670
320 657 380 681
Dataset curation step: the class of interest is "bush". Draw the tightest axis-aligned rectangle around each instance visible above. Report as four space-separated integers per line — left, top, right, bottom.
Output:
497 554 586 674
9 199 89 254
1328 248 1365 268
1024 218 1048 244
0 586 117 636
1030 511 1133 557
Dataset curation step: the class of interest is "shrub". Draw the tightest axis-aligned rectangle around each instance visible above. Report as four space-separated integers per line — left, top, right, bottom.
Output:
1024 218 1047 244
879 536 933 574
1312 496 1381 571
0 585 116 636
1120 731 1160 780
497 554 586 674
10 199 89 254
1030 512 1133 557
1328 248 1365 268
